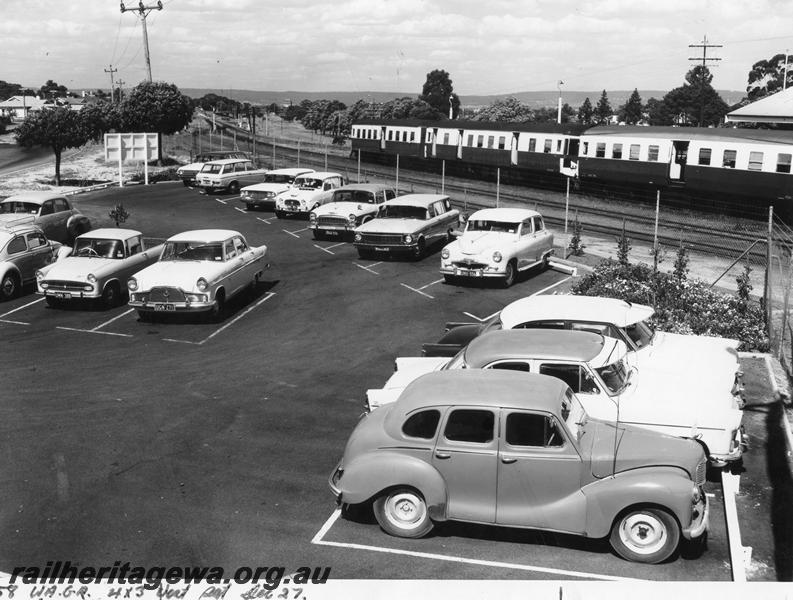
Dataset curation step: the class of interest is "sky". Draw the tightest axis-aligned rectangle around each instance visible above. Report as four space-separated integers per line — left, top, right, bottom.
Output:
2 0 793 97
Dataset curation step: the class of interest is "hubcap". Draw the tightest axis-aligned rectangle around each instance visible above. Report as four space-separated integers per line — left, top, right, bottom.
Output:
2 277 15 296
619 513 667 555
385 492 426 530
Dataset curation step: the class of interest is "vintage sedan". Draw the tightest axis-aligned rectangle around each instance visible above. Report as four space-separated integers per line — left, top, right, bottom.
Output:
353 194 460 259
36 229 164 308
331 369 709 564
127 229 269 320
0 223 67 300
195 159 270 194
273 172 345 218
369 329 744 466
0 192 91 243
240 168 316 211
177 151 250 187
440 208 553 287
309 183 397 240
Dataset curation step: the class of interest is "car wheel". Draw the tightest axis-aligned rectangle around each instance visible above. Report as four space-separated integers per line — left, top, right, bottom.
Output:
182 180 190 187
313 230 325 241
275 210 285 219
208 290 226 322
357 248 373 260
446 228 455 243
101 282 122 308
412 237 426 260
443 274 457 285
502 260 517 288
610 507 680 564
542 253 550 270
45 296 62 308
228 181 240 195
373 487 433 539
137 310 152 322
0 272 19 300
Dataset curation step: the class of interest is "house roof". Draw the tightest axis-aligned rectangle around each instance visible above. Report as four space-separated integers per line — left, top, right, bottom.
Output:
0 96 46 109
726 87 793 124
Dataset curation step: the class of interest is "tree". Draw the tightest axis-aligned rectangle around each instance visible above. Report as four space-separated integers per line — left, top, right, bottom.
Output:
0 80 23 102
594 90 612 124
747 53 791 101
651 66 728 126
14 107 94 185
419 69 459 118
473 97 533 122
39 79 68 100
577 97 594 124
620 89 643 124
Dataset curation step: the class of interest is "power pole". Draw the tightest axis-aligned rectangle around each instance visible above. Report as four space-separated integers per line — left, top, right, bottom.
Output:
104 65 118 102
688 35 722 127
116 79 126 103
120 1 163 82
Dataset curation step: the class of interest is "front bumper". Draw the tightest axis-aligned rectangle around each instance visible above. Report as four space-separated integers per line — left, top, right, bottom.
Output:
242 198 276 210
440 264 504 278
328 461 343 502
682 493 709 540
354 242 418 254
708 425 747 468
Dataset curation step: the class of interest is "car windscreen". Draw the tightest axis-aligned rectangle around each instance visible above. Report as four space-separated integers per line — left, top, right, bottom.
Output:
594 358 630 395
161 241 224 261
624 320 655 349
466 220 519 234
332 190 375 204
264 174 293 183
295 178 322 189
381 205 428 219
0 201 39 215
74 238 124 258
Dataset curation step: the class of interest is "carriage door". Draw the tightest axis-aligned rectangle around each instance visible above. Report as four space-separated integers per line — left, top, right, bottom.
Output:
510 132 519 165
431 128 439 158
670 140 689 180
379 126 387 151
457 129 464 159
560 138 580 177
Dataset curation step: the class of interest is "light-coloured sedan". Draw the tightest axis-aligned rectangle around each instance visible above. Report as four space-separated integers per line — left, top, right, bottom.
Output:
0 192 91 243
240 168 315 211
0 223 66 300
127 229 269 320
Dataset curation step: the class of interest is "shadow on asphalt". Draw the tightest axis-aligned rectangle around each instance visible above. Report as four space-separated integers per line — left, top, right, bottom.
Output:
766 401 793 580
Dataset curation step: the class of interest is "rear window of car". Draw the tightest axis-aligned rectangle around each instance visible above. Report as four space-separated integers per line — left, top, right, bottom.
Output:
402 410 441 439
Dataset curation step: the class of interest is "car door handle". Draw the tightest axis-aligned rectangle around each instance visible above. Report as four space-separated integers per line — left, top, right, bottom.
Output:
501 456 517 464
434 451 451 459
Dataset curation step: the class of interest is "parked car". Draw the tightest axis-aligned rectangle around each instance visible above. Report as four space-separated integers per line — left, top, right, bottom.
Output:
368 328 744 466
240 168 316 211
309 183 397 240
273 172 345 218
421 293 745 412
195 159 269 194
0 223 67 300
127 229 269 320
177 151 250 187
353 194 460 259
331 369 709 564
440 207 553 287
0 192 91 244
36 228 164 308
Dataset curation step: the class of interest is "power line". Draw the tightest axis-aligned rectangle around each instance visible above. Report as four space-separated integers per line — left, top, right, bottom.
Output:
689 35 722 126
119 1 163 82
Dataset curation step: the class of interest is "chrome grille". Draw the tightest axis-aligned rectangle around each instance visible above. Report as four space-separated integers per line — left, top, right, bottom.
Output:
149 287 186 303
452 260 488 270
285 200 301 210
358 233 404 245
695 459 706 486
317 216 349 227
43 280 85 292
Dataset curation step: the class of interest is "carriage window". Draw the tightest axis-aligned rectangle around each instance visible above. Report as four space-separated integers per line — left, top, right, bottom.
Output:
777 153 792 173
648 145 659 161
612 143 623 159
506 412 564 447
477 135 484 148
410 131 416 142
556 139 563 152
444 409 494 444
723 150 737 169
582 141 589 155
467 134 474 146
596 143 606 158
748 151 764 171
443 133 450 145
498 136 506 150
544 139 552 153
698 148 712 166
487 136 494 149
528 138 537 152
629 144 640 160
387 130 393 141
402 409 441 439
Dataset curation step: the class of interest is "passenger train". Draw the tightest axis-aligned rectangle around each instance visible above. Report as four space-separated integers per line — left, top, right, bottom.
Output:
350 119 793 221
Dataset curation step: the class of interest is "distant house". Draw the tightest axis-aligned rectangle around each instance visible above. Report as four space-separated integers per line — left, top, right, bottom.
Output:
0 95 46 120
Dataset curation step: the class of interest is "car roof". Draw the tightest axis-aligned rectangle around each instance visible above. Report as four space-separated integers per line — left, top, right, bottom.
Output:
463 329 618 366
0 223 45 245
389 370 568 416
2 192 68 205
384 194 449 208
468 208 541 222
499 295 655 328
333 183 393 193
204 158 252 165
77 228 142 241
167 229 242 242
295 171 342 179
267 168 315 176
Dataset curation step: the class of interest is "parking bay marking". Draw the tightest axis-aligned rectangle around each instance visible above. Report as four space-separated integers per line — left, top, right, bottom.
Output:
354 261 382 275
283 227 309 238
0 297 46 325
459 275 572 322
400 278 444 300
163 292 275 345
257 217 273 225
314 242 345 255
312 508 642 582
57 308 136 338
215 199 227 205
234 207 247 214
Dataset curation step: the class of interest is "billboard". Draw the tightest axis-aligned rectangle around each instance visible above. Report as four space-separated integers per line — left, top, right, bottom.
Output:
104 132 159 162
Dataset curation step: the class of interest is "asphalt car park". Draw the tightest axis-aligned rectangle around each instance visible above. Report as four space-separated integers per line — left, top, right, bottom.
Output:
0 181 763 582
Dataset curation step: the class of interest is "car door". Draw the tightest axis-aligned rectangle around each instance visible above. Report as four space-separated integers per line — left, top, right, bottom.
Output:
6 234 35 282
36 200 58 239
24 231 56 275
531 216 552 260
431 407 498 523
496 409 586 532
516 218 535 269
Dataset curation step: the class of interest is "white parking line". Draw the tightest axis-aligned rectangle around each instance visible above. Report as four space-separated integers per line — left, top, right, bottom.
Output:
215 199 227 205
283 227 309 238
234 207 247 214
163 292 275 345
311 508 642 582
400 283 434 299
0 318 29 325
462 310 499 322
314 242 346 255
56 307 137 338
354 262 380 275
0 296 44 318
257 217 273 225
419 278 444 291
530 276 572 297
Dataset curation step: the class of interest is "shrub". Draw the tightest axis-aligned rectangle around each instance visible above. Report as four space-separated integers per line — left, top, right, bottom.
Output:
568 213 585 256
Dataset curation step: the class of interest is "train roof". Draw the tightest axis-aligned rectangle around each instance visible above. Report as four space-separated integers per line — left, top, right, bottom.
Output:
353 118 588 135
582 125 793 144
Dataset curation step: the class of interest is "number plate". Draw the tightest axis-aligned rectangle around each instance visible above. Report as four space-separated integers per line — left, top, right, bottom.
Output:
375 247 389 252
54 292 72 299
154 303 175 312
325 230 339 236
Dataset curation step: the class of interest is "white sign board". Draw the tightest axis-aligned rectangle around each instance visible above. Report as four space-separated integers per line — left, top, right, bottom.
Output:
104 133 159 186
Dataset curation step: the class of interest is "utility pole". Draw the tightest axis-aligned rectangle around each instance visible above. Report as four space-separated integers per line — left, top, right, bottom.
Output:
116 79 125 103
104 65 118 102
120 1 163 82
688 35 722 127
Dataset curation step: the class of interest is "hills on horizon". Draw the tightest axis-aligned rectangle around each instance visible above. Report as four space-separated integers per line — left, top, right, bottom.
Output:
181 88 748 110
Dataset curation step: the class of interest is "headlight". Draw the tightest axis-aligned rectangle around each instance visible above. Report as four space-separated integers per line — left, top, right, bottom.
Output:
83 284 93 292
354 233 362 242
441 248 450 259
404 234 413 244
197 277 208 292
87 273 97 283
128 277 138 291
35 270 44 281
692 486 701 505
493 251 503 263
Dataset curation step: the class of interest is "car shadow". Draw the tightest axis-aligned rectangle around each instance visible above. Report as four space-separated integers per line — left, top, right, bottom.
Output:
443 263 550 289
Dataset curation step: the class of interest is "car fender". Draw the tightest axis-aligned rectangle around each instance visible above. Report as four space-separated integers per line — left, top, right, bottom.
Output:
0 261 21 283
582 467 694 538
66 214 92 237
339 451 448 519
56 245 73 261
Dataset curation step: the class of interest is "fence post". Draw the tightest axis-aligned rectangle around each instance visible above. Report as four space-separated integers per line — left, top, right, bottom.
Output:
396 154 400 194
496 167 501 208
653 190 660 270
441 160 445 194
564 177 570 255
766 205 774 341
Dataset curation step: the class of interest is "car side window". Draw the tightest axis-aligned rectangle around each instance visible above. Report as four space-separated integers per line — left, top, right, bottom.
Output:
39 201 54 216
224 239 236 259
571 322 621 339
26 232 46 248
7 236 27 254
520 219 533 236
233 236 247 254
444 409 494 444
385 189 396 200
323 181 333 191
402 409 441 439
53 198 69 212
533 216 544 231
515 320 566 330
487 361 531 372
539 363 600 394
505 412 564 447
